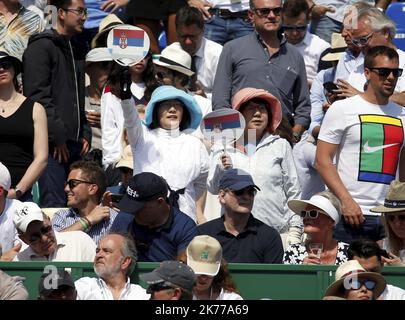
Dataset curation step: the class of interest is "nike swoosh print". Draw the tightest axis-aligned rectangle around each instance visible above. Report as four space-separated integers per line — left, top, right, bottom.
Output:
363 141 399 153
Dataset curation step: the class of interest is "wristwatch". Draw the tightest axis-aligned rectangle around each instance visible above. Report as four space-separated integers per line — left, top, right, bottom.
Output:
15 188 23 199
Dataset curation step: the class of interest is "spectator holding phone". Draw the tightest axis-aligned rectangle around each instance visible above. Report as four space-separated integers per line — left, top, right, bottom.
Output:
103 145 134 210
347 239 405 300
370 180 405 266
292 33 346 200
52 161 118 244
324 260 386 300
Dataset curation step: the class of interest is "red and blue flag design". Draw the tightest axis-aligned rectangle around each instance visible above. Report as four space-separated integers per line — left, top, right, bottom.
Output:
113 29 144 48
204 113 241 131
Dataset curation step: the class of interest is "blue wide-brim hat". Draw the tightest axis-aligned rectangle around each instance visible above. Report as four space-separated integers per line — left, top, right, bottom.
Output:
144 85 202 130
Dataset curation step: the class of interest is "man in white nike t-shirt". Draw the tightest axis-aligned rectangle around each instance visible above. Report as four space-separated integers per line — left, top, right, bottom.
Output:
316 46 405 243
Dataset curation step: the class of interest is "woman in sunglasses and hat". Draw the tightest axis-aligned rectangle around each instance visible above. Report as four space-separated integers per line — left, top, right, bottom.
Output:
324 260 386 300
284 190 349 265
0 51 48 201
118 85 208 222
370 180 405 266
207 87 302 244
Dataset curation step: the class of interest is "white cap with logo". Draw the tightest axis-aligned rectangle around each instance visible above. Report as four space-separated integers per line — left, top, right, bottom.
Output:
13 202 44 233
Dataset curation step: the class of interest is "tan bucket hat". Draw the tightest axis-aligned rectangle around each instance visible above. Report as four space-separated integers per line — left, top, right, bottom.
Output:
91 14 124 48
324 260 386 298
322 33 347 62
370 180 405 213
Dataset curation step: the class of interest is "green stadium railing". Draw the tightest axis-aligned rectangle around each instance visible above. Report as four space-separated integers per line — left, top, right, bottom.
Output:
1 262 404 300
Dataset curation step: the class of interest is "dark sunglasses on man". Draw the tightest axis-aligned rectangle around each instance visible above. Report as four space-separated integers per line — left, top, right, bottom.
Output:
253 7 282 18
146 282 175 294
351 32 373 47
228 187 257 197
368 67 403 78
282 25 307 32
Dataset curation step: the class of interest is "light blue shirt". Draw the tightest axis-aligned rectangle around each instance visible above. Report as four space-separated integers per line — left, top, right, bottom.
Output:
308 67 336 134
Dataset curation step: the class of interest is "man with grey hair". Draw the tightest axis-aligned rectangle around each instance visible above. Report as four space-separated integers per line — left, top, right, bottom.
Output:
75 232 150 300
335 7 405 106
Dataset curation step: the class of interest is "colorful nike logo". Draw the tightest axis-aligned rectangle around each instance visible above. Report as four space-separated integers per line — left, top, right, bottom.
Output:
363 141 399 153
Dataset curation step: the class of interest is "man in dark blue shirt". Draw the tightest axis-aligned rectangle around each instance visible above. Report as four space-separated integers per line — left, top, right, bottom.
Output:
111 172 197 262
198 169 283 263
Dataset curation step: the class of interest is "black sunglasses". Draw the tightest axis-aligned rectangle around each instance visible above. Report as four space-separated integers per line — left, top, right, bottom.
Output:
388 215 405 222
283 25 307 32
253 7 282 17
64 179 94 190
351 32 373 47
368 67 403 78
229 187 257 197
146 283 174 294
349 280 376 291
156 71 170 79
300 210 320 219
0 61 13 70
28 225 53 243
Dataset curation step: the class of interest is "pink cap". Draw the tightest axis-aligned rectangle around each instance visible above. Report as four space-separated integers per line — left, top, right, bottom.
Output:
232 88 282 133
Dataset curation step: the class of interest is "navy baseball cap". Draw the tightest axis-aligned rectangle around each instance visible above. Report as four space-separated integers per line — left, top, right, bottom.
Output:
118 172 169 213
219 169 260 191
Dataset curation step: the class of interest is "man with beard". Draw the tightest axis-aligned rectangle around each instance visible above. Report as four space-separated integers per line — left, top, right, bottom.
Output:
316 46 405 243
75 233 149 300
197 169 283 263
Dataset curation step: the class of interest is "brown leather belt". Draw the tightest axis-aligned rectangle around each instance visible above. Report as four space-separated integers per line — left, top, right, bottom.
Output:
208 8 249 19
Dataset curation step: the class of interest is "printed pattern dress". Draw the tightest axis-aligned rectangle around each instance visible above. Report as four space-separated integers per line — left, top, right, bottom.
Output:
283 242 349 265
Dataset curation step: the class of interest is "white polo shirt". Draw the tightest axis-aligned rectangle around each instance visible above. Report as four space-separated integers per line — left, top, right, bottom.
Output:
14 231 96 262
292 31 330 83
75 277 150 300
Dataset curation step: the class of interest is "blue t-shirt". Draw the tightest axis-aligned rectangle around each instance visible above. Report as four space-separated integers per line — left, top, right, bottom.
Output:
111 206 197 262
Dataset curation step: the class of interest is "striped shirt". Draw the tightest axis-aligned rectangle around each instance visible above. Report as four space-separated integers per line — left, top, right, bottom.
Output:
0 5 43 59
52 207 118 244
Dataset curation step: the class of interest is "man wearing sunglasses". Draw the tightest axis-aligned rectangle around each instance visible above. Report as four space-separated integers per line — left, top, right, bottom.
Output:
51 161 118 244
317 46 405 244
282 0 330 86
198 169 283 263
23 0 92 209
212 0 311 143
335 8 405 107
141 260 196 300
348 239 405 300
5 202 96 262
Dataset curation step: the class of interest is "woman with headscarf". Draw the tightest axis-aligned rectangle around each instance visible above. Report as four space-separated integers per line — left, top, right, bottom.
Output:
207 88 302 244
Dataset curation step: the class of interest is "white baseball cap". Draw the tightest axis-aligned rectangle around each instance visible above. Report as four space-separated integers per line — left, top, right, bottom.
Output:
13 202 44 233
0 162 11 191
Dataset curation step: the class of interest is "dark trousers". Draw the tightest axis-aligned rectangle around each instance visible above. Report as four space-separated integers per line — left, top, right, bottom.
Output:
38 140 83 208
333 215 386 244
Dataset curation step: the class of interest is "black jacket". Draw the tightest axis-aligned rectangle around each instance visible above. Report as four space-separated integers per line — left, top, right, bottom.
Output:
23 29 91 147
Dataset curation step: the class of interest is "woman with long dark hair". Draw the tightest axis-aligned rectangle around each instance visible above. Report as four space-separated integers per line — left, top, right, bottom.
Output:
0 51 47 201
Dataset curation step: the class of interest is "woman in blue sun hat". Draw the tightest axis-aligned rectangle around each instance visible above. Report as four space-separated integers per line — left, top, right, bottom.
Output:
120 85 208 222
